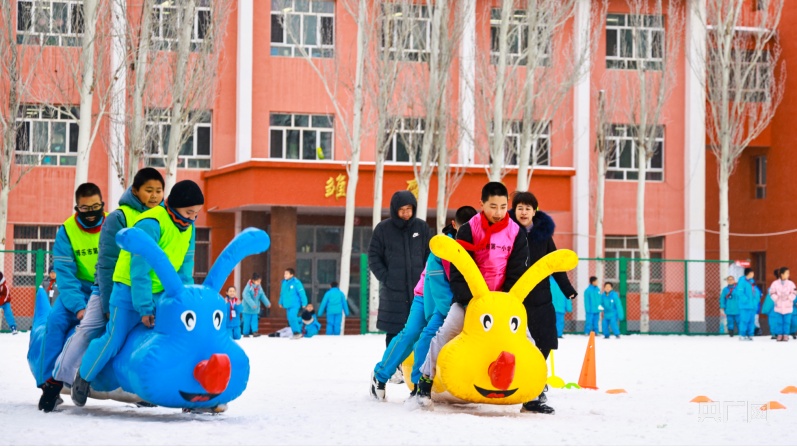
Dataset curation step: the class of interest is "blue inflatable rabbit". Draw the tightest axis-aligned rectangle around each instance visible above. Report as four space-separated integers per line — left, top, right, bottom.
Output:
28 227 270 411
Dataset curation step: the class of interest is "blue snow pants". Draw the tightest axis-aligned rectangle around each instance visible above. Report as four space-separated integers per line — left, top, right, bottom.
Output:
602 315 620 337
584 312 599 335
739 310 756 337
35 297 82 386
726 314 740 333
555 312 565 337
242 313 259 335
326 313 342 335
1 302 16 329
771 312 791 336
286 307 302 334
229 326 242 340
412 311 446 384
373 295 426 384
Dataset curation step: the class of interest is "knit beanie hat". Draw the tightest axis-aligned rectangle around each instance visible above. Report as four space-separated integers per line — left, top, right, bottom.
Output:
0 271 4 285
168 180 205 208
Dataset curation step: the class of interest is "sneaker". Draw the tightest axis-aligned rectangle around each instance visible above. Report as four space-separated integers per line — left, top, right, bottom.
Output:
243 334 251 338
291 333 303 340
370 372 386 401
771 335 778 340
71 372 91 407
409 383 418 398
615 335 620 339
253 333 262 338
135 401 158 408
38 379 64 413
603 336 610 339
10 326 18 335
415 376 434 410
389 366 405 384
521 400 555 414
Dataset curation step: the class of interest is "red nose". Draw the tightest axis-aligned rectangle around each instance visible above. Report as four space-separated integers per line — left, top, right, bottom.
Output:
488 351 516 390
193 354 231 395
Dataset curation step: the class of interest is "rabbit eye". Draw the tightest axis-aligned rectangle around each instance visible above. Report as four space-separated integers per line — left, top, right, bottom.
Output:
181 310 196 331
509 316 520 333
213 310 223 330
481 314 493 331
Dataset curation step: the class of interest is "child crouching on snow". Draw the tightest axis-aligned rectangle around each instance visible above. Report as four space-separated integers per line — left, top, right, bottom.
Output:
298 304 321 339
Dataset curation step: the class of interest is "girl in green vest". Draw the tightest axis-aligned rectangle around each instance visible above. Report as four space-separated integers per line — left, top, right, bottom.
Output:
72 180 204 407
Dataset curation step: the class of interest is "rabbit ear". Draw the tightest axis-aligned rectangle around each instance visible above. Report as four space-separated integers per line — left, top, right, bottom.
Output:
115 227 185 299
203 228 270 292
429 235 490 299
509 249 579 302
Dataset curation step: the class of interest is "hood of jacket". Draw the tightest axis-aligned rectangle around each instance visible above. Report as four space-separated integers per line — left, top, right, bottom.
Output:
389 190 417 229
119 186 150 213
509 209 555 242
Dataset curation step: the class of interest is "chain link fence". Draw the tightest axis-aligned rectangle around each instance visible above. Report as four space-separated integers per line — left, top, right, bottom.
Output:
1 250 51 332
358 253 728 335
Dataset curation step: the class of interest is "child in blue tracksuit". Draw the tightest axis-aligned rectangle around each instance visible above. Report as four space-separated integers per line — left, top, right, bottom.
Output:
72 180 204 407
242 273 270 337
370 206 478 400
719 275 739 337
279 268 308 336
318 281 349 335
36 183 106 412
583 276 601 335
733 268 758 340
225 286 243 340
551 277 572 338
300 304 321 338
600 282 624 338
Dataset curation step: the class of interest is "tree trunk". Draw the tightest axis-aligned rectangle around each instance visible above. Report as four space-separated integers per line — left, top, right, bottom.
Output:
595 146 605 284
718 154 730 278
128 0 155 186
0 183 9 271
637 143 649 333
74 0 100 190
488 0 512 182
164 0 197 193
435 93 450 233
516 0 541 192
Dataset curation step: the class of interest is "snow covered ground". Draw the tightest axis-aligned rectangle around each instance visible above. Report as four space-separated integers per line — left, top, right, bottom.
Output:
1 332 795 445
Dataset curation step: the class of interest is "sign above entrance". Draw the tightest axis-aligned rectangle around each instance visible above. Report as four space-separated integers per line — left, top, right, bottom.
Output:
734 260 751 268
324 174 347 200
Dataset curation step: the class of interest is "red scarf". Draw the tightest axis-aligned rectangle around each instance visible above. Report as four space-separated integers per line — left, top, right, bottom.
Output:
457 212 510 252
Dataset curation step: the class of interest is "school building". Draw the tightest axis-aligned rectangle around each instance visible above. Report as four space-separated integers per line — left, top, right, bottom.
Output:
2 0 794 334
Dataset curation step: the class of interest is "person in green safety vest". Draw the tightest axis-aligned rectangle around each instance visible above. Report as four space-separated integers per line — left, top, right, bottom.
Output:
35 183 106 412
52 168 165 407
71 180 204 408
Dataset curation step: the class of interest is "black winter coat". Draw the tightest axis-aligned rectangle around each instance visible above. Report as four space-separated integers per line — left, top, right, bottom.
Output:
509 210 578 307
450 215 529 307
368 191 431 334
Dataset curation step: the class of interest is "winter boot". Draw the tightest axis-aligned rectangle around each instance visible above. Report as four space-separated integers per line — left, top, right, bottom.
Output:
135 401 158 408
370 371 386 401
521 386 554 414
38 379 63 413
728 328 734 337
389 366 405 384
10 325 17 335
71 372 91 407
415 376 434 410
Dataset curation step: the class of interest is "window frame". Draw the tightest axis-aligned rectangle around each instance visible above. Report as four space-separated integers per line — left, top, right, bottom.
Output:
380 2 431 63
269 113 335 161
144 109 213 170
384 117 424 164
13 224 58 285
193 227 210 284
488 120 551 167
604 235 665 292
754 155 766 199
14 104 80 167
605 124 664 182
151 0 213 52
270 0 335 58
488 8 551 67
16 0 84 47
605 13 665 71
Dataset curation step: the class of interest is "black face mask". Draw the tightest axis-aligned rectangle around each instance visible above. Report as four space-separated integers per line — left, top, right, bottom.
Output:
77 209 104 226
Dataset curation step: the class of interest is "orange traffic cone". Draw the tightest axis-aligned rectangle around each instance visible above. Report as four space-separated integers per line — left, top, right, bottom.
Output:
578 331 598 390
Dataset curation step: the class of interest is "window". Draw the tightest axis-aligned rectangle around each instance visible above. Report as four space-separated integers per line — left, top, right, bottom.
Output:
489 120 551 167
489 9 550 66
604 235 664 292
269 113 334 160
605 124 664 181
270 0 335 58
754 155 766 199
151 0 212 51
752 251 766 293
193 228 210 284
15 105 79 166
16 0 84 46
13 225 57 285
605 14 664 70
145 109 212 169
381 3 431 62
712 50 773 103
384 118 424 163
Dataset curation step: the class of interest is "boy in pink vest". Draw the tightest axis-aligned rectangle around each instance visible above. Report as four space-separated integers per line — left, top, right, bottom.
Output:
414 182 530 409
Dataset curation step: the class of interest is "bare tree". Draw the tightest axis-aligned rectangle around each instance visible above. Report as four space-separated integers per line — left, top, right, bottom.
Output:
476 0 605 190
698 0 785 279
593 89 610 284
0 0 46 268
280 0 368 304
607 0 683 333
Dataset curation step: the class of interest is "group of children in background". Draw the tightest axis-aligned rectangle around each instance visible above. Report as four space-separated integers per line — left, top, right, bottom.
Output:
721 267 797 341
582 277 624 339
222 274 349 340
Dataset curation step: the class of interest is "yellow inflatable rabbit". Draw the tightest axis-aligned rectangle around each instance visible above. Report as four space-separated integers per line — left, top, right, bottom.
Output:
419 234 578 405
